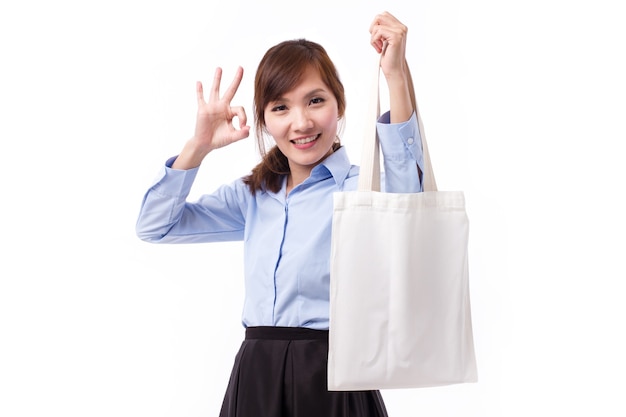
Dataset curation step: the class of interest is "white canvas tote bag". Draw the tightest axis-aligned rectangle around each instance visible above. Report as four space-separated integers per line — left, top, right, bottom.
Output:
327 59 478 390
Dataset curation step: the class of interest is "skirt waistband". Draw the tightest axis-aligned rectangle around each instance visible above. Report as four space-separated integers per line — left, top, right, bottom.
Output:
245 326 329 341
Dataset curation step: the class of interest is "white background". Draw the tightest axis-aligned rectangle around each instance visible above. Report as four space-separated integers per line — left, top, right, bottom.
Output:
1 0 625 416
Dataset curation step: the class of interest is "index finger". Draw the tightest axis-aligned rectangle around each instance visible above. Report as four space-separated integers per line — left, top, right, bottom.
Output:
369 11 400 33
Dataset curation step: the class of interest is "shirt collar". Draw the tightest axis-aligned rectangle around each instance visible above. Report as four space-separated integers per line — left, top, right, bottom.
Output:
311 146 352 186
264 146 352 201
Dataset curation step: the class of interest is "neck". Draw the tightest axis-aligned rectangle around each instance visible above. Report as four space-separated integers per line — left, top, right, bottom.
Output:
286 169 310 195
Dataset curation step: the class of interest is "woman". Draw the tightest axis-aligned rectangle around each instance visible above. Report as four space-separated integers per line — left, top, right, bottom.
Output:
137 11 423 417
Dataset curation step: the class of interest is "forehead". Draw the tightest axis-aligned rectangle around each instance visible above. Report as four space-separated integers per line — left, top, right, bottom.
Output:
280 67 329 98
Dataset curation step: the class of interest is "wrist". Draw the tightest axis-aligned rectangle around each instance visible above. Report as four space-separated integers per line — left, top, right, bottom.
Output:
172 138 211 170
384 70 409 89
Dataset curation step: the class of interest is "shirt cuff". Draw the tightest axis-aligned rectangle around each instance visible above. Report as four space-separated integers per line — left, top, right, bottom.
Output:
150 155 200 197
376 111 422 163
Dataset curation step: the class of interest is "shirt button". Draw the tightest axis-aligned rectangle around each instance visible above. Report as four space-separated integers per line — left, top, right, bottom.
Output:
407 137 415 145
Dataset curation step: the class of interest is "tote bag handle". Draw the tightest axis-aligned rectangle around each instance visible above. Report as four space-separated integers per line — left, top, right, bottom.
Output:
357 54 438 193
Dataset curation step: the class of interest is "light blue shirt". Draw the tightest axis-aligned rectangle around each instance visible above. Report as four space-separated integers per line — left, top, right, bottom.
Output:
136 111 423 330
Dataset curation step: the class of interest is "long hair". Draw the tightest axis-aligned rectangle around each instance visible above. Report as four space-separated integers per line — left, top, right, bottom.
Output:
243 39 345 194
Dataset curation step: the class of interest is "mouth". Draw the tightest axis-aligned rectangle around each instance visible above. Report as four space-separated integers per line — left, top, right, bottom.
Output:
291 134 320 145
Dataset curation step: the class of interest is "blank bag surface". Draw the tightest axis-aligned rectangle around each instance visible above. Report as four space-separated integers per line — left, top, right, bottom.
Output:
327 57 477 391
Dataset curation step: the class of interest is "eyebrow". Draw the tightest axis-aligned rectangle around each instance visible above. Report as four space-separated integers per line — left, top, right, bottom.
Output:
304 88 328 97
274 88 329 103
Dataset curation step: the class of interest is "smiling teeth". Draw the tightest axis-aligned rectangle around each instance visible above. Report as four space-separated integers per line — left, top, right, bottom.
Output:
293 135 317 145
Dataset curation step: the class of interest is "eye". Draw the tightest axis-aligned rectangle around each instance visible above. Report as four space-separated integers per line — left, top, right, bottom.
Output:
310 97 325 105
270 104 287 112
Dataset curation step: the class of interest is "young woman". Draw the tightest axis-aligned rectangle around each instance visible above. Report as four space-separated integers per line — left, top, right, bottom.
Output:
137 11 423 417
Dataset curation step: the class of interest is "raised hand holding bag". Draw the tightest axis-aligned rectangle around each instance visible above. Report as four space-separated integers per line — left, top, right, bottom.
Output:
327 57 478 390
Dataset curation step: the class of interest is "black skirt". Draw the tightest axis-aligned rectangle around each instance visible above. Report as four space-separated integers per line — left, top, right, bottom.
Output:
219 326 389 417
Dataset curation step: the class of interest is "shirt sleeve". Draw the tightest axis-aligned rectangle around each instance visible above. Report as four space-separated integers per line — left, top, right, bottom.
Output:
376 111 424 193
136 156 248 243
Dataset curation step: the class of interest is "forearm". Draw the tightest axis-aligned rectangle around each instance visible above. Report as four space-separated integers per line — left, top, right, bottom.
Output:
136 164 247 243
136 164 199 242
386 70 413 124
171 137 211 170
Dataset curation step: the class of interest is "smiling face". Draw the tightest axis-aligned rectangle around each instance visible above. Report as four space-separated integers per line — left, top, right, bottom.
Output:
263 66 339 185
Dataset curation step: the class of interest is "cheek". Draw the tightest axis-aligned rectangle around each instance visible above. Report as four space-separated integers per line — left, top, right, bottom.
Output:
320 109 339 131
263 115 283 139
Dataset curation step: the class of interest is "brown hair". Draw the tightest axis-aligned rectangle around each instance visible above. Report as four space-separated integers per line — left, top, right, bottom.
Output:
243 39 346 194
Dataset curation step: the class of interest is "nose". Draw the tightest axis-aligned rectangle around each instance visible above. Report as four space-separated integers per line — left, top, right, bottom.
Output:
292 107 314 131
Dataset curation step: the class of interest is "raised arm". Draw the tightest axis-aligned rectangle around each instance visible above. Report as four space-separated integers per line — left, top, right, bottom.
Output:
369 12 413 123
